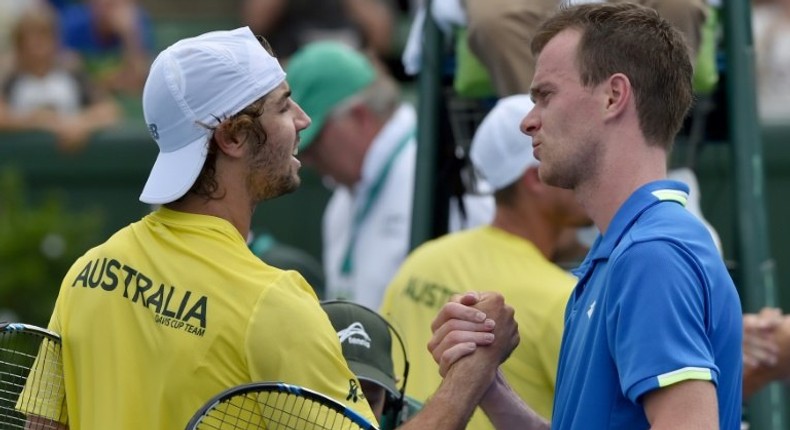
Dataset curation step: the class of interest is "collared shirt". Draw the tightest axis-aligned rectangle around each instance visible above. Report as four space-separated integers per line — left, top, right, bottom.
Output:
23 208 375 429
552 180 742 429
323 103 494 309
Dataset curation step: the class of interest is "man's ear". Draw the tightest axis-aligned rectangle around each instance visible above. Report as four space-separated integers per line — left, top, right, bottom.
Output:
212 122 246 158
603 73 632 119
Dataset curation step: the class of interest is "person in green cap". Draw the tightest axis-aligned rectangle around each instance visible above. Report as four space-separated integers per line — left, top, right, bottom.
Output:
286 41 494 311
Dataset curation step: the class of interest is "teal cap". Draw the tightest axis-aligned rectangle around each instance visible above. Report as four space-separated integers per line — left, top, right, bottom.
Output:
286 41 376 150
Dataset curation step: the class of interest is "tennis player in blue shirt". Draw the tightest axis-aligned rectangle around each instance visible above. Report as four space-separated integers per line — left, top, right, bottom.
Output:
427 3 742 429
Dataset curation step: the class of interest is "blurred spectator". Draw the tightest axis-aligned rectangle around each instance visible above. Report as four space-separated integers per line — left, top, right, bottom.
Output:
463 0 557 97
60 0 154 95
47 0 70 12
404 0 710 97
753 0 790 121
742 307 790 399
0 3 119 152
0 0 42 78
287 41 493 310
240 0 395 63
667 167 723 252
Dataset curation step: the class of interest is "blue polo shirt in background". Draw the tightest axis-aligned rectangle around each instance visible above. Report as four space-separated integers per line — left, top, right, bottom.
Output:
551 180 742 429
60 4 155 54
59 4 154 82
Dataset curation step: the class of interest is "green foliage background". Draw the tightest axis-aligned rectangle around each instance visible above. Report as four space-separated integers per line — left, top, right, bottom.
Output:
0 169 104 326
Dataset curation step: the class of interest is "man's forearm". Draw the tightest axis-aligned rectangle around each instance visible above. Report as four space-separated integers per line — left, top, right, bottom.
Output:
25 415 68 429
743 363 780 400
480 370 550 430
398 354 498 430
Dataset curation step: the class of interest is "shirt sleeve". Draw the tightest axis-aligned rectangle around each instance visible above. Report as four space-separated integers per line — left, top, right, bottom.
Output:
605 240 718 404
15 291 68 423
245 271 378 425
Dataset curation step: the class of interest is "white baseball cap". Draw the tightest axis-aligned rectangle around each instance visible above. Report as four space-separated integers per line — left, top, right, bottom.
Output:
470 94 538 191
139 26 286 204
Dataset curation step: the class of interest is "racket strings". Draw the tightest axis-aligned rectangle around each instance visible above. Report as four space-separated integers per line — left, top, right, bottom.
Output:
0 330 66 429
197 391 363 430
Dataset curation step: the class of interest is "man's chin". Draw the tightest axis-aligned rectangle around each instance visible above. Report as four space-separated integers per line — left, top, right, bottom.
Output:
283 178 301 195
260 178 301 202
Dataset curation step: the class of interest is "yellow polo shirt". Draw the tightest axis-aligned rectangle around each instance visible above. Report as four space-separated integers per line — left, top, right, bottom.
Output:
24 208 375 429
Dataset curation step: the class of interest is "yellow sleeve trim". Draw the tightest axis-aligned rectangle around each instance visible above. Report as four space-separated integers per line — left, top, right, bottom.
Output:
657 366 713 388
651 189 689 206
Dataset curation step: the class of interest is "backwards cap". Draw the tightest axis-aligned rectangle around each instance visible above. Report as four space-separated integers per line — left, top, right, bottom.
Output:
140 26 285 204
286 41 375 151
470 95 538 191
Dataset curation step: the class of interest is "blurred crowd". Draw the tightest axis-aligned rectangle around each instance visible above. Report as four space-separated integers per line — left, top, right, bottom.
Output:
0 0 786 153
2 0 790 427
753 0 790 122
0 0 153 150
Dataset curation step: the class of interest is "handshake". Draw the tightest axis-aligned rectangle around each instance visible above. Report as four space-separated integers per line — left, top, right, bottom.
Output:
743 307 790 399
428 292 520 377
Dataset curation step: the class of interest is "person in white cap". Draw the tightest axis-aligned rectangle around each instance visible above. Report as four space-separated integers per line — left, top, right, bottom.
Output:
23 27 379 429
21 26 527 430
380 94 591 430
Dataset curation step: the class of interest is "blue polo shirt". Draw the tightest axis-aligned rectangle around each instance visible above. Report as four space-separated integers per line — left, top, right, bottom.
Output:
551 180 742 429
59 4 154 82
60 5 155 55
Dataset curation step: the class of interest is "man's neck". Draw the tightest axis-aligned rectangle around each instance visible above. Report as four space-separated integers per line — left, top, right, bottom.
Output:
491 205 560 260
576 142 668 235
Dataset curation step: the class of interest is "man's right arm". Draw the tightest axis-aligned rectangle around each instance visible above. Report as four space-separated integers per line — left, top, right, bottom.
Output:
743 312 790 399
396 293 511 429
395 348 499 430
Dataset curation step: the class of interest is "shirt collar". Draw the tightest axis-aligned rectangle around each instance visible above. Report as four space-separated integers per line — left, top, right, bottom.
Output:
360 103 416 184
586 179 690 262
150 206 247 243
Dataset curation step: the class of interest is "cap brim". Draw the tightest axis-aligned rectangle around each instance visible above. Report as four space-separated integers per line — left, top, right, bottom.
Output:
139 136 209 204
348 361 399 397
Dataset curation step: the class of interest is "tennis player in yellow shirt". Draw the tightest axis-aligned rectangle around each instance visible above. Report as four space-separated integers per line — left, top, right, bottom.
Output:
25 27 373 429
23 24 522 430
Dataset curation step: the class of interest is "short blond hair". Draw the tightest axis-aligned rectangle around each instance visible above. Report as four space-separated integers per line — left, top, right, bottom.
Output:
11 3 58 50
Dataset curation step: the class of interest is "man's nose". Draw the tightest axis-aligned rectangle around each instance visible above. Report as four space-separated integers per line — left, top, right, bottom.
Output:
521 110 539 137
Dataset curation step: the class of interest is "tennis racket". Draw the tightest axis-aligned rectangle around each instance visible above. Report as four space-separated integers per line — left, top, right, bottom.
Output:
0 322 67 429
185 382 379 430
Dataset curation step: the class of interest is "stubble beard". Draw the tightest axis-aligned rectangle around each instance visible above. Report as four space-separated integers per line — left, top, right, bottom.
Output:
252 169 300 203
540 142 598 191
539 158 580 190
247 148 301 203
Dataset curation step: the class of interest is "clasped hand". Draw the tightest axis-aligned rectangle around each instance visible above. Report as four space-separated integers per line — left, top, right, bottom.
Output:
427 292 520 377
